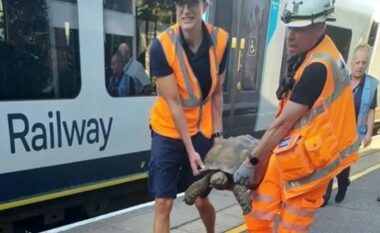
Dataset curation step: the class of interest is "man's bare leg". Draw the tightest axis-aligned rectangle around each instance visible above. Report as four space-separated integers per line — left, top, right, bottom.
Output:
195 197 216 233
154 198 173 233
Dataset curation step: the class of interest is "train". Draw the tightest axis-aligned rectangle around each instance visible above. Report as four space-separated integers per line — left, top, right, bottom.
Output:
0 0 379 232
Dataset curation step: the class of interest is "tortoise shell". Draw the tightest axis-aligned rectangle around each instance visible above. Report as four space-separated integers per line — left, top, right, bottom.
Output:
203 135 259 175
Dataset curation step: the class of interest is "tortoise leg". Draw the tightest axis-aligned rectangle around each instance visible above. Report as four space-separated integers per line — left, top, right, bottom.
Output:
231 184 252 215
183 173 212 205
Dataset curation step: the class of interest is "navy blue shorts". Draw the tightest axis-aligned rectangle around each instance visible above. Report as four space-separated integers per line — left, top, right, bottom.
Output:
148 131 213 199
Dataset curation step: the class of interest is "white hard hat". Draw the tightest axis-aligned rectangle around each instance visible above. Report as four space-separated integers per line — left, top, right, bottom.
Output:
281 0 336 27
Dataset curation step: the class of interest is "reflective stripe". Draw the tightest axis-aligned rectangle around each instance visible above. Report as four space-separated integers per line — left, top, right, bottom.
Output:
319 53 351 108
165 26 223 107
341 139 361 158
293 53 350 129
280 219 310 232
248 209 277 221
210 26 218 46
252 192 274 203
295 103 326 129
285 140 360 190
283 204 317 218
210 26 220 75
166 29 201 107
284 52 358 190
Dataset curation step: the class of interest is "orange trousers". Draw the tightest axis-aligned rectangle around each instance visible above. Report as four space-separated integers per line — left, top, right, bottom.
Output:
245 156 329 233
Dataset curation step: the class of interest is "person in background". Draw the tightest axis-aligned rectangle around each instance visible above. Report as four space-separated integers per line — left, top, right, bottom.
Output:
233 0 359 232
118 42 151 95
324 43 378 206
107 52 136 97
148 0 229 232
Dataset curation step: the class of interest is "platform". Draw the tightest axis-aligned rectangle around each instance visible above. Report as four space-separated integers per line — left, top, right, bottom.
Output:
43 137 380 233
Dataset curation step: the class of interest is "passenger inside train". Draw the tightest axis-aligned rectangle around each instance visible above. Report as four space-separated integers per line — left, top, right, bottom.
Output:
107 51 136 97
117 42 151 95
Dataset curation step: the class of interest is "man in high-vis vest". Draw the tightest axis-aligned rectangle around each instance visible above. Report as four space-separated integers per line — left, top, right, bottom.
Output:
324 43 378 206
148 0 229 232
233 0 359 232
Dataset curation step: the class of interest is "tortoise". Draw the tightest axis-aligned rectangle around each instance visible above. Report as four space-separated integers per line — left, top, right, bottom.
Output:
183 135 260 214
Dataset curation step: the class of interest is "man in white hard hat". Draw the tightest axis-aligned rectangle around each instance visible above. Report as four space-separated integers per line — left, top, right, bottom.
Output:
233 0 359 232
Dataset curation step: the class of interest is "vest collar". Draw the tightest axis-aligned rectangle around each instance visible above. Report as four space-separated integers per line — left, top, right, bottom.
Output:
179 21 213 48
351 74 366 87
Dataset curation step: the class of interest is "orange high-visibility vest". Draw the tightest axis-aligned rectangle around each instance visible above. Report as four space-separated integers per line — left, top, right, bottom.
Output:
149 24 228 139
273 35 359 198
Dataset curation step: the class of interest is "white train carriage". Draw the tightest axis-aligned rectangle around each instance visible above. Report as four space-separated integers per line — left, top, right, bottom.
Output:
0 0 379 231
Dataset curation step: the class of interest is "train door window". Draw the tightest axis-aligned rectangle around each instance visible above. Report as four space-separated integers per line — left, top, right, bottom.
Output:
136 1 175 95
368 21 379 47
104 0 161 97
103 0 136 97
0 0 81 101
104 0 133 14
0 1 4 40
326 25 352 62
240 2 270 91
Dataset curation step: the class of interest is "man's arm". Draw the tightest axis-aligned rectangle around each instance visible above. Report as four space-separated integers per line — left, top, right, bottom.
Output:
211 71 225 144
234 62 327 186
252 62 327 160
363 88 377 147
233 100 309 186
363 109 375 147
156 75 205 175
248 100 309 162
250 62 327 161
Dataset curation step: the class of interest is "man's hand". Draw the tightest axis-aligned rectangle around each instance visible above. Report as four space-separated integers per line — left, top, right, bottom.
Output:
233 161 256 187
188 150 205 176
363 134 372 148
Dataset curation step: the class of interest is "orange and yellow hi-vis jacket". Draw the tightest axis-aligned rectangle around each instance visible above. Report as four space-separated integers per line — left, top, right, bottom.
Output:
274 35 359 199
150 24 228 139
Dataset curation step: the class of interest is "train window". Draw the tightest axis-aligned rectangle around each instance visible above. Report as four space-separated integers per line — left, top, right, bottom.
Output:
136 0 175 68
326 25 352 62
136 0 175 95
103 0 133 14
103 0 149 97
368 21 379 47
104 0 175 97
0 0 81 101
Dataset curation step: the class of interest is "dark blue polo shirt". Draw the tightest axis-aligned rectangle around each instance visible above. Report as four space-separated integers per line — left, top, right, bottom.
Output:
353 75 377 119
150 22 228 100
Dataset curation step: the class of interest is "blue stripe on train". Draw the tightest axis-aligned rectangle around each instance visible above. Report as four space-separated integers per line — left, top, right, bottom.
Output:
266 0 280 45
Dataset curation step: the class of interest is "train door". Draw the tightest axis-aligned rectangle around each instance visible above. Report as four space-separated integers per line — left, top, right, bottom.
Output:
209 0 271 136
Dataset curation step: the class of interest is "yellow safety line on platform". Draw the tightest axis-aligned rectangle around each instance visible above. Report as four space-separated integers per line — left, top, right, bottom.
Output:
225 224 247 233
225 162 380 233
0 173 148 211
